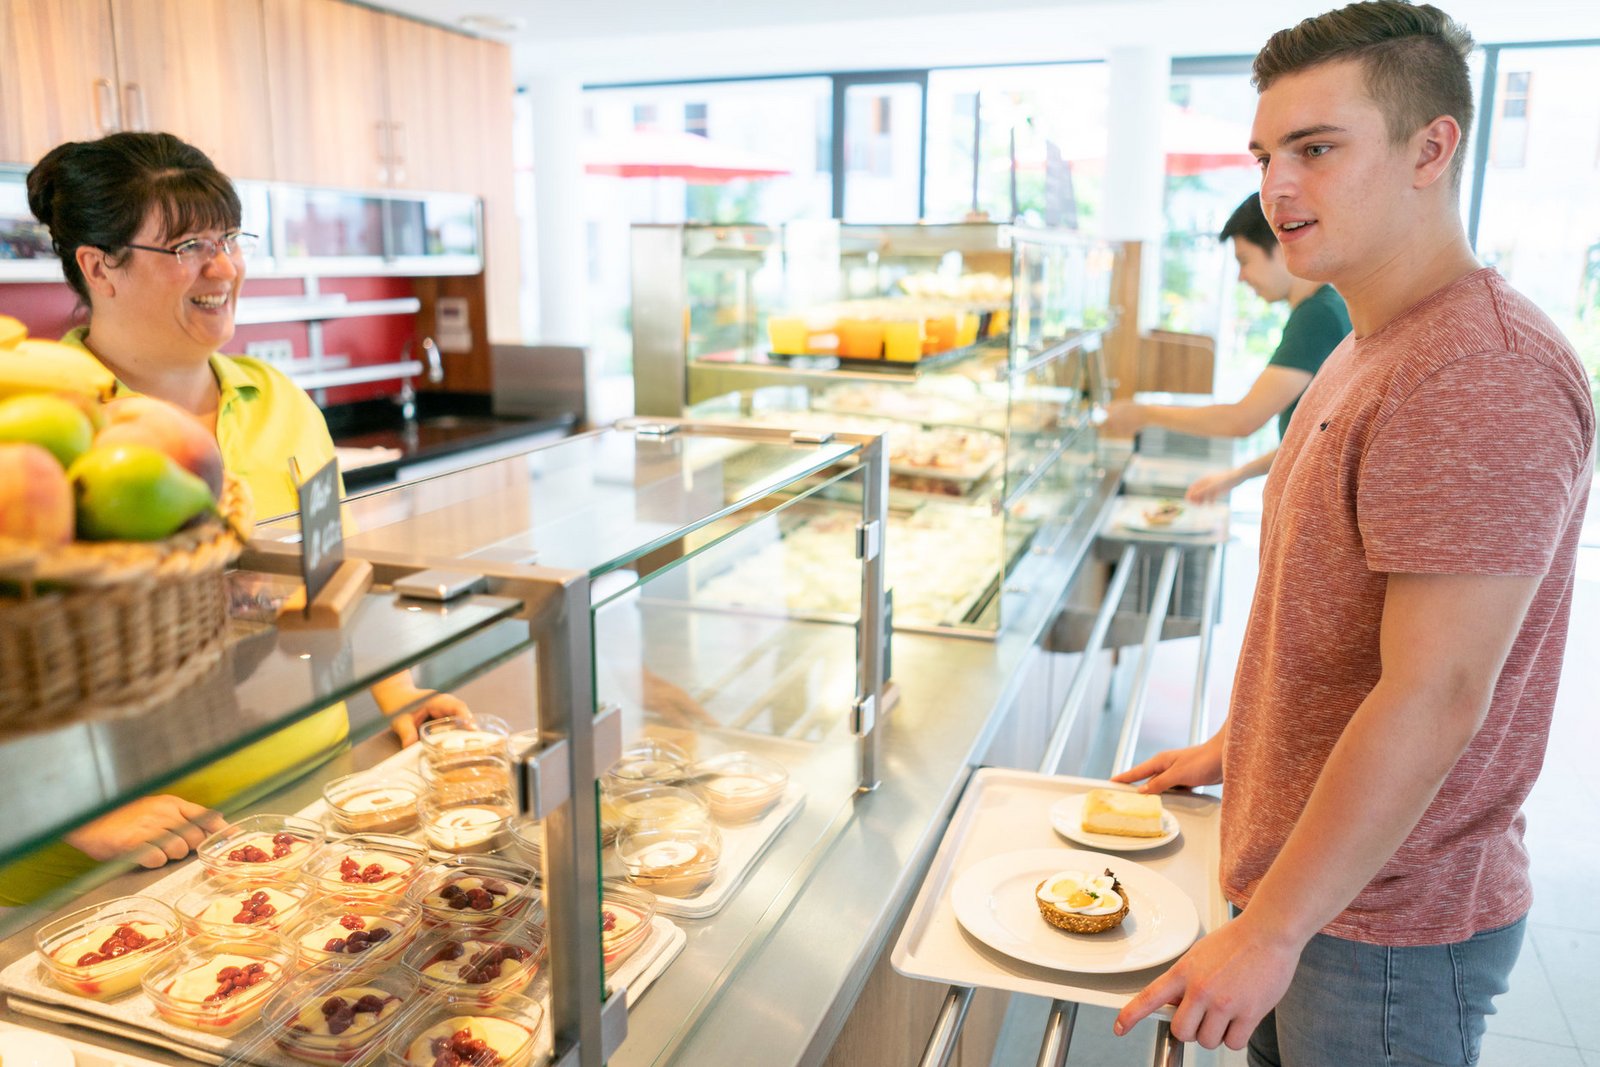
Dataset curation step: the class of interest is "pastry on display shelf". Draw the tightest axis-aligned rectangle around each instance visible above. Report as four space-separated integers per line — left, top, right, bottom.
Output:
34 896 180 999
141 937 293 1034
1081 789 1167 838
172 879 310 940
321 772 424 835
197 814 325 881
1034 869 1129 935
1141 500 1185 528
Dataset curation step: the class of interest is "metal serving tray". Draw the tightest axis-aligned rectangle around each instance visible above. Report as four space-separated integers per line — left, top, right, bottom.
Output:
890 769 1226 1014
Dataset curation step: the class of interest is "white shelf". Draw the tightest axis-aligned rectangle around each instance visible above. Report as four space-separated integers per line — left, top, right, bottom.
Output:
234 295 421 325
286 359 424 390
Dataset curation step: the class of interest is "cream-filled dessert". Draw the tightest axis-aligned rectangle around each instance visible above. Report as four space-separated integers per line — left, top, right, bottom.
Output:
702 774 783 823
404 1016 534 1067
423 804 511 853
614 793 705 829
601 903 647 969
330 784 421 834
416 938 538 996
422 875 517 917
150 953 283 1032
315 849 418 894
195 887 302 931
47 922 172 997
223 832 311 868
296 912 403 958
284 985 405 1040
427 729 508 759
1081 789 1167 838
1035 869 1128 934
620 839 718 897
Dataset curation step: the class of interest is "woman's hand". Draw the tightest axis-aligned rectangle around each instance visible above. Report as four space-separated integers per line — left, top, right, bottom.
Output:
1100 400 1147 439
387 690 471 748
64 796 227 868
1186 469 1239 505
1112 730 1226 794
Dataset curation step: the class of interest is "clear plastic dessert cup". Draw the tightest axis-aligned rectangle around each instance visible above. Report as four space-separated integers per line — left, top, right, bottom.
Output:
600 882 656 975
385 992 546 1067
400 922 547 1005
140 934 293 1035
606 784 710 832
418 753 514 804
404 856 539 927
173 877 311 941
322 772 424 836
300 834 429 902
688 751 789 824
284 898 423 970
262 958 419 1066
602 739 690 793
34 896 180 1000
419 714 512 763
419 790 515 855
616 823 722 898
197 814 325 882
506 815 545 880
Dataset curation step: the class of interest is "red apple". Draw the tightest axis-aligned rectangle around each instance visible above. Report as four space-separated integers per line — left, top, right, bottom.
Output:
0 442 74 544
94 396 224 497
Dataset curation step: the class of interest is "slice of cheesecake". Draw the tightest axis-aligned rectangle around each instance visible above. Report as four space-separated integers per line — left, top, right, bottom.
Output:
1081 789 1166 838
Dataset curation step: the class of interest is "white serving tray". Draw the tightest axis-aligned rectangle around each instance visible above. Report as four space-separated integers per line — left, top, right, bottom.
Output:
1103 496 1230 545
608 915 686 1006
0 1020 171 1067
604 788 805 920
890 769 1226 1014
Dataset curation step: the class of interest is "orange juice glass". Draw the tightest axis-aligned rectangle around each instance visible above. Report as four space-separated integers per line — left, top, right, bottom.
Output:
837 319 885 359
882 321 923 362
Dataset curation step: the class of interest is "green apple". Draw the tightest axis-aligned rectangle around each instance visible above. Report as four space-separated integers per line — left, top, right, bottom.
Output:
68 444 216 541
0 393 95 469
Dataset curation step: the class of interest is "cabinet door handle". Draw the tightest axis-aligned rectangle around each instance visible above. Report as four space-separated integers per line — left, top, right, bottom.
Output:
122 83 148 131
390 121 406 184
374 120 391 182
92 78 118 134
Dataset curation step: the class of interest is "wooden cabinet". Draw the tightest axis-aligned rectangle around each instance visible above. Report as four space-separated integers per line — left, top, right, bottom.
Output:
0 0 271 177
0 0 120 166
261 0 389 189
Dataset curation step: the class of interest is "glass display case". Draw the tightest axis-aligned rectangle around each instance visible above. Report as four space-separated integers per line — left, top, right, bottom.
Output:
633 221 1116 635
0 423 889 1067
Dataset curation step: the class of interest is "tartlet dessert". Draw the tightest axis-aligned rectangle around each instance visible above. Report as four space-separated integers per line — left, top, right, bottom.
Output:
1081 789 1167 838
35 897 180 1000
141 937 292 1034
322 772 424 835
1035 869 1129 934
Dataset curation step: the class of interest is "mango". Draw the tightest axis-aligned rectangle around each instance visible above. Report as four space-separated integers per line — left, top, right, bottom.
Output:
0 393 95 468
95 396 224 497
68 444 215 541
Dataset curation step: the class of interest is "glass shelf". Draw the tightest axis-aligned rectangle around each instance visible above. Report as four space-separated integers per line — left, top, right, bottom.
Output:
0 582 525 865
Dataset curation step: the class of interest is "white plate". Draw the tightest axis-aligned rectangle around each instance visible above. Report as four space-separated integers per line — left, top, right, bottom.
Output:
1113 499 1217 536
950 847 1200 975
0 1029 76 1067
1049 794 1181 852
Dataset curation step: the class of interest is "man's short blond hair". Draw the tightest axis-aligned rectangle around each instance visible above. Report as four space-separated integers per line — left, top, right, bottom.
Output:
1253 1 1476 187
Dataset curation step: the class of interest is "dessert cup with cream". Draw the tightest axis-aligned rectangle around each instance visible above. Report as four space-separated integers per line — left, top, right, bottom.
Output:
173 878 310 941
401 923 547 1004
606 784 710 832
405 856 539 927
603 739 691 794
286 899 423 969
300 835 429 901
34 896 180 1000
387 992 545 1067
419 714 512 763
322 771 424 836
688 752 788 824
418 753 514 805
263 959 419 1066
599 882 656 975
616 824 722 898
420 789 515 855
198 814 324 882
141 935 293 1035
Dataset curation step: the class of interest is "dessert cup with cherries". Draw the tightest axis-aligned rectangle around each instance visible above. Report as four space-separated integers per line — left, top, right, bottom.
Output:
173 878 311 942
285 899 423 969
301 835 429 902
198 814 325 882
262 959 419 1066
405 856 539 927
34 896 181 1000
401 923 548 1005
599 882 656 975
141 935 293 1035
387 991 546 1067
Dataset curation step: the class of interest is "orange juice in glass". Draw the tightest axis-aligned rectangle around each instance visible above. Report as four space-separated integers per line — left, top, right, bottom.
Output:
923 315 958 354
882 320 923 362
766 316 808 355
954 312 981 348
837 319 885 359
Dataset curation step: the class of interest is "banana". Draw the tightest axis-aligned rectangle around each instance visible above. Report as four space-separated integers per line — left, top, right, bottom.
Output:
0 339 117 403
0 315 26 350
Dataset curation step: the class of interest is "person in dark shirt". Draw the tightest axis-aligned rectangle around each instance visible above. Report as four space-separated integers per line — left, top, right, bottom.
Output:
1102 193 1351 501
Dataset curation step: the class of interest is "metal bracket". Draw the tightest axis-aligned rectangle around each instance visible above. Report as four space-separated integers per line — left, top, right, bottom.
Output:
632 422 680 437
855 520 881 562
791 428 835 445
516 738 570 821
550 1046 581 1067
592 702 624 781
851 693 877 736
600 988 630 1060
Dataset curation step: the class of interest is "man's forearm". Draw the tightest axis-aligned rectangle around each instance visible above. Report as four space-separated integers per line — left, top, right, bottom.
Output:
1139 403 1261 439
1241 676 1484 946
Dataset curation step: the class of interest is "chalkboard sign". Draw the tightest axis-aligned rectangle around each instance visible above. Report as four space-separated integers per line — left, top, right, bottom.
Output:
295 457 343 615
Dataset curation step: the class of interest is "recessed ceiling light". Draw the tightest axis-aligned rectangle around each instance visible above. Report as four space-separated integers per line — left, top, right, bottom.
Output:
459 13 526 34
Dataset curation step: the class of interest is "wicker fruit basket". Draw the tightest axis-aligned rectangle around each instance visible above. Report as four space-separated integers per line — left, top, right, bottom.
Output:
0 474 254 735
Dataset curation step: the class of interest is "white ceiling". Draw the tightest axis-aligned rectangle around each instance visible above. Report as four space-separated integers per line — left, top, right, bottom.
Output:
367 0 1600 85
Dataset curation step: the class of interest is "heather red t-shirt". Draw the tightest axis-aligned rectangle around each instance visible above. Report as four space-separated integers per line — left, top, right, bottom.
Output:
1222 268 1595 945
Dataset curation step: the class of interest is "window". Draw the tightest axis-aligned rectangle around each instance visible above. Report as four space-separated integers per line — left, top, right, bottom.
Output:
840 80 923 221
1491 70 1531 168
684 102 708 138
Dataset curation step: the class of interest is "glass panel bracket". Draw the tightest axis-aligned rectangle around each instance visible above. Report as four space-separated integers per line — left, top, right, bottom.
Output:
851 693 878 737
516 704 623 820
855 520 882 562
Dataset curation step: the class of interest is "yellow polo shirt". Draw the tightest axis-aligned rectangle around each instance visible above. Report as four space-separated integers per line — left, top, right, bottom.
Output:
0 334 349 906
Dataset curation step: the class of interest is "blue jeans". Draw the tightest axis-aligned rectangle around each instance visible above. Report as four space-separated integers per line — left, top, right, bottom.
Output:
1248 917 1526 1067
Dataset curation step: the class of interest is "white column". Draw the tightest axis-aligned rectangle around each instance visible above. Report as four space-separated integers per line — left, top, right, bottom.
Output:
528 74 590 346
1103 46 1169 333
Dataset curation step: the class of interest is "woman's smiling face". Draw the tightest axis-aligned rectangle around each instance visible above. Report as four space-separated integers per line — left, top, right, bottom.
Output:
108 210 245 359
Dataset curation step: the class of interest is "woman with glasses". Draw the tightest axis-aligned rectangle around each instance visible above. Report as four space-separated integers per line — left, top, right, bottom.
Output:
0 132 464 906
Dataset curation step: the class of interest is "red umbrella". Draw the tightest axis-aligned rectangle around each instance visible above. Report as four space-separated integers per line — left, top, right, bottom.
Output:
583 128 792 183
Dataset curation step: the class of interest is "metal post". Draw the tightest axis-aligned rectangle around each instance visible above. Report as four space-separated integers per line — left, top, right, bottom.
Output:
1112 546 1180 776
917 986 974 1067
1035 1000 1080 1067
857 434 889 791
1153 1020 1185 1067
1040 544 1136 775
1188 543 1224 747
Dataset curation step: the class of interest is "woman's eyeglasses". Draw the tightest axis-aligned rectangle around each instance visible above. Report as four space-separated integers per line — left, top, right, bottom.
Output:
116 231 259 268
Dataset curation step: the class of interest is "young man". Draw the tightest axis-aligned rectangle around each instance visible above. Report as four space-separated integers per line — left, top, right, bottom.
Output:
1112 4 1594 1065
1102 193 1349 484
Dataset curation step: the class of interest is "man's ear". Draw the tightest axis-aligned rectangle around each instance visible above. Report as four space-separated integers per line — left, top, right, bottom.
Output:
75 245 116 300
1412 114 1462 190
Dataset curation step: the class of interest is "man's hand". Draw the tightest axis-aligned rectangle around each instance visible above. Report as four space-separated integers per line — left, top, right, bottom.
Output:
1186 469 1238 505
1101 400 1147 439
1111 730 1225 794
64 796 227 869
1113 913 1302 1049
387 690 471 748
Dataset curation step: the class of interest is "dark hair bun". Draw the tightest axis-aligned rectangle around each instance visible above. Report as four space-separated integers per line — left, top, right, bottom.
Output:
24 140 73 232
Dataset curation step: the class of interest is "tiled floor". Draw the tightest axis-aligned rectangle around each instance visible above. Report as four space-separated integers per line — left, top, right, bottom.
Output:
990 508 1600 1067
